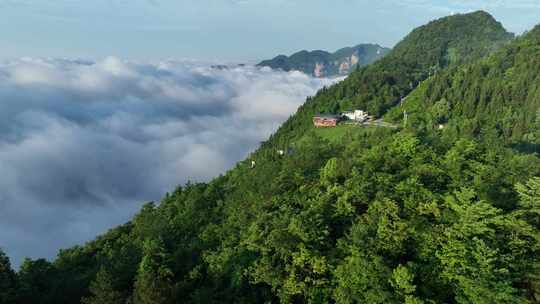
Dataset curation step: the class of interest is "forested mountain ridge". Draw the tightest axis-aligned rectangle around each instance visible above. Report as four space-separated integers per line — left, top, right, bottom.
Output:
257 44 390 77
385 23 540 145
2 11 540 304
265 10 514 149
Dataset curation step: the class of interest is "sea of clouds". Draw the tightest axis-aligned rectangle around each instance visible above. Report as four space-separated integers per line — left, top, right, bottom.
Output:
0 57 338 266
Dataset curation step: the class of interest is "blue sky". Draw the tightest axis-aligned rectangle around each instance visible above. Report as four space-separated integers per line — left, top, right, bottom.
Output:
1 0 540 62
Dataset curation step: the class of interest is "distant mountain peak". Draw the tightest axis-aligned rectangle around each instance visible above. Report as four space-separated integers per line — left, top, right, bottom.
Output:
257 43 390 77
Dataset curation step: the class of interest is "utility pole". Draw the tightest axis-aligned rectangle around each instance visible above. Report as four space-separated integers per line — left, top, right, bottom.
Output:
403 111 408 128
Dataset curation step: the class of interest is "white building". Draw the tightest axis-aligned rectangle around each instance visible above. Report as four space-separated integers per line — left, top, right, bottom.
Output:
342 110 369 122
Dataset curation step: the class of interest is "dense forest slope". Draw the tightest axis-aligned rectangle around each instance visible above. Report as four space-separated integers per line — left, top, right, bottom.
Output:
257 44 390 77
385 24 540 145
1 11 540 304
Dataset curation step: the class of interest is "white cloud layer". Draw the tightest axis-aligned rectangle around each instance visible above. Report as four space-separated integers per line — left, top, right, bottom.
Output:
0 57 337 266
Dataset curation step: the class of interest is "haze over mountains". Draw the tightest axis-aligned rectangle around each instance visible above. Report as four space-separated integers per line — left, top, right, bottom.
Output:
258 44 390 77
1 10 540 304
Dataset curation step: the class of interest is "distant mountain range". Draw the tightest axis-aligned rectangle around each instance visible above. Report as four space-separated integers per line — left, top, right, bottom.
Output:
257 43 390 77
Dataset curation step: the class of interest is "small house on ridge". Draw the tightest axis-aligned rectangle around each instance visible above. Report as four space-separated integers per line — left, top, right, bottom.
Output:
313 114 340 127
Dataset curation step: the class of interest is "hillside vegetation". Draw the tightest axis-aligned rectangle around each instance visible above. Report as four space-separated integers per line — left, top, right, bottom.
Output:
386 24 540 146
1 11 540 304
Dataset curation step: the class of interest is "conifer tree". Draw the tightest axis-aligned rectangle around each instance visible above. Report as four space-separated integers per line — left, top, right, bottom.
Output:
133 238 174 304
81 267 124 304
17 258 55 304
0 249 17 304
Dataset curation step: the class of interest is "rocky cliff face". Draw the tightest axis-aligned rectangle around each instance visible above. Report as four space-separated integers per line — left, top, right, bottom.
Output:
314 62 325 77
337 53 361 75
258 44 390 77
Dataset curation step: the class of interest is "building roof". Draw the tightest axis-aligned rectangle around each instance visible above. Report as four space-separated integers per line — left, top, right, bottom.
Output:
314 114 340 119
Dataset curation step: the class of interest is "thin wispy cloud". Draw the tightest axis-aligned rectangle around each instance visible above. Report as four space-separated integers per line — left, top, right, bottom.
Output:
395 0 540 12
1 1 540 60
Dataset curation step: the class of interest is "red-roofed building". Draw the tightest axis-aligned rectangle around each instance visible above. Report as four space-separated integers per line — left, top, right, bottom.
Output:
313 114 340 127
